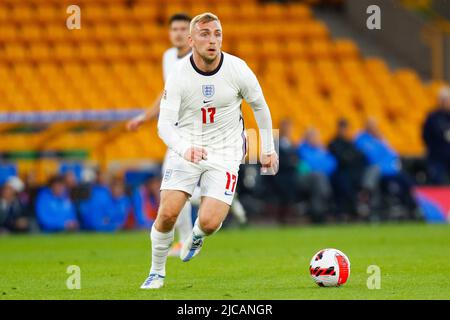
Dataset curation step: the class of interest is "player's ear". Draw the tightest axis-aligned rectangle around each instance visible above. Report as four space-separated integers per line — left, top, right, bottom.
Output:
188 34 194 48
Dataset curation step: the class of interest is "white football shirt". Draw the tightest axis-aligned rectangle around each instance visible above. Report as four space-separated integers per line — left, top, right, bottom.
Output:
162 47 191 82
159 52 274 162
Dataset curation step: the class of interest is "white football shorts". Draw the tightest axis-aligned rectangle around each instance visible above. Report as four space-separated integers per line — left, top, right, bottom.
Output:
160 150 240 206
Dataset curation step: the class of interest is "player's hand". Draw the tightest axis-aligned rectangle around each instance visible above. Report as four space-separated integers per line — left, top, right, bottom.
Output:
184 147 208 164
260 152 279 175
126 114 146 131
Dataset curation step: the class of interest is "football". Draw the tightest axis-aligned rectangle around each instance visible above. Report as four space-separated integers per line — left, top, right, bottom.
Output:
309 248 351 287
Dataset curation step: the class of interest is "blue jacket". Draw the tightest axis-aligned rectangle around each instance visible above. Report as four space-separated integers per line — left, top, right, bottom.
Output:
131 186 157 229
297 142 337 176
36 188 77 232
354 131 400 176
79 185 130 232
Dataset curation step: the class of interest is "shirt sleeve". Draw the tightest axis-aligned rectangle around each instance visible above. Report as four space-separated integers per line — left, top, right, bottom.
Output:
238 61 276 155
157 72 191 157
238 61 263 103
162 50 170 82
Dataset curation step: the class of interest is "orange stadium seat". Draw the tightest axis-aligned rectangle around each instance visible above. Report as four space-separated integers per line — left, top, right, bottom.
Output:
35 4 60 23
11 5 35 23
287 3 312 20
333 39 360 60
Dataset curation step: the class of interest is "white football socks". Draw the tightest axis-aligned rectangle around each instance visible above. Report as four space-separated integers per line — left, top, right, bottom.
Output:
149 224 174 277
231 198 247 224
192 217 222 237
192 218 207 238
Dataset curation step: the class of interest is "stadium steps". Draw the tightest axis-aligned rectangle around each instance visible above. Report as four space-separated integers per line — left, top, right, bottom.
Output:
312 6 424 77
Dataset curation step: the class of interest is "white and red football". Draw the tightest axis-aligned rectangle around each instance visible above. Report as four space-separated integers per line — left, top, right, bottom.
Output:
309 248 351 287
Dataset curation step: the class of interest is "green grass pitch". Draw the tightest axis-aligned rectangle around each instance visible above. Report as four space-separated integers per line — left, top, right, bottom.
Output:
1 223 449 300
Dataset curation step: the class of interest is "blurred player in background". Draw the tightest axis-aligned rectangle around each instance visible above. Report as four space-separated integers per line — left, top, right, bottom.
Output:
140 13 278 289
127 13 193 257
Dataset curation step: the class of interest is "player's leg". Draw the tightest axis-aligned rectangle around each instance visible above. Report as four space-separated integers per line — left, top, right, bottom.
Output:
141 190 188 289
141 151 201 289
180 164 238 262
180 196 231 262
161 151 188 257
168 201 193 257
231 195 247 225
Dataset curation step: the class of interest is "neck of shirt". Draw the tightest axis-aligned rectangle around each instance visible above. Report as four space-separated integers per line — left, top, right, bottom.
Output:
190 52 224 76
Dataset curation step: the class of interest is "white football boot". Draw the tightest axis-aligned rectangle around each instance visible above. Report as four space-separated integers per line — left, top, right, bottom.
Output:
180 233 204 262
140 274 165 289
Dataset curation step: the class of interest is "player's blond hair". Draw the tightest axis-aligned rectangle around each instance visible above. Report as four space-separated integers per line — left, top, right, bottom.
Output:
189 12 220 34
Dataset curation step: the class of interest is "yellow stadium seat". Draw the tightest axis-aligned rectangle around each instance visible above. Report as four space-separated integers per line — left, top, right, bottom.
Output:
238 3 260 21
287 3 312 21
108 5 130 22
131 4 158 22
235 41 258 60
5 44 27 62
262 3 285 21
54 43 78 61
30 44 52 62
191 4 217 16
83 43 107 61
304 21 330 41
36 4 59 22
44 24 68 42
94 24 115 41
214 4 234 22
83 4 106 21
0 7 8 23
307 41 333 60
333 39 360 60
11 5 35 23
261 41 281 59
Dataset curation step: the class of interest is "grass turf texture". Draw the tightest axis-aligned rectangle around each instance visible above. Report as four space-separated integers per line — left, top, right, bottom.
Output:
1 223 449 300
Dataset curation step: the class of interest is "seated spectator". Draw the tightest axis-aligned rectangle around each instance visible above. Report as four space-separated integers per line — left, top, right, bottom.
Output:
422 86 450 185
79 178 130 232
109 178 132 226
355 118 421 220
36 175 79 232
19 172 39 219
297 128 337 177
62 169 91 206
354 119 400 177
329 119 379 220
77 170 109 229
63 170 78 196
270 119 301 224
131 175 161 229
296 128 336 223
0 177 29 234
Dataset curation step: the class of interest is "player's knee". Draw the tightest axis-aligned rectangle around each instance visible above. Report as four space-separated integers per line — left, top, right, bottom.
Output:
156 204 180 228
159 208 178 225
199 219 222 235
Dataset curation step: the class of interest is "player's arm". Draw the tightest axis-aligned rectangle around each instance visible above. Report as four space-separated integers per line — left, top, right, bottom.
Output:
249 96 279 175
157 75 207 164
240 62 279 175
126 91 163 131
